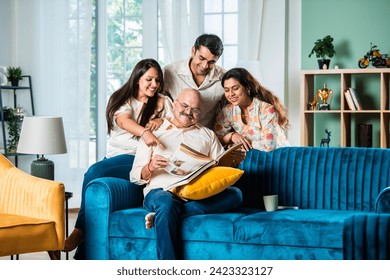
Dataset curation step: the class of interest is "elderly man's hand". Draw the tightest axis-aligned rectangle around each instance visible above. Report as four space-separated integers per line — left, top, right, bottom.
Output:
148 154 170 171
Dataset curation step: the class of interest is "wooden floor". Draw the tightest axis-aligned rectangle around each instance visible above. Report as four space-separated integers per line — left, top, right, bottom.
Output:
0 210 78 260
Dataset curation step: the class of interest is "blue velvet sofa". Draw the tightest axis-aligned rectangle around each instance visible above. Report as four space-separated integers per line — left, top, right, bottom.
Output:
84 147 390 260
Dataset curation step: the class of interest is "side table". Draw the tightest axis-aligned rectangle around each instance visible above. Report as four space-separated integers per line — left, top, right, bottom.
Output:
65 191 73 260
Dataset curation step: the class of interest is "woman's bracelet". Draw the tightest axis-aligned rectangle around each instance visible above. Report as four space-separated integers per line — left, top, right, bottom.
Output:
229 132 236 144
140 128 150 137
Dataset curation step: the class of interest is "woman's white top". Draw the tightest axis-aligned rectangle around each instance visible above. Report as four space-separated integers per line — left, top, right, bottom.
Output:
106 94 173 158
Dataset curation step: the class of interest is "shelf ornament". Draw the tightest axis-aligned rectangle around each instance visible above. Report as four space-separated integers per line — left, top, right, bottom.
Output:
317 83 333 110
320 129 331 147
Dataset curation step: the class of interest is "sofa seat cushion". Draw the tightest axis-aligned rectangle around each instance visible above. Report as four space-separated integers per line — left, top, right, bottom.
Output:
109 207 247 243
234 209 367 249
180 212 246 242
0 213 58 255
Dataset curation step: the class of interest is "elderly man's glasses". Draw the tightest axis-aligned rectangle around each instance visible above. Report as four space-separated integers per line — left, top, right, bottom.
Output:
176 100 201 115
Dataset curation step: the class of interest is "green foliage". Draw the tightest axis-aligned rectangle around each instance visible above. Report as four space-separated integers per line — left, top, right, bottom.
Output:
308 35 336 59
90 0 143 136
7 66 23 81
2 107 21 152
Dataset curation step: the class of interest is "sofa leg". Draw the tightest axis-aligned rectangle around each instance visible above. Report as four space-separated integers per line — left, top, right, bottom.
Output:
48 250 61 260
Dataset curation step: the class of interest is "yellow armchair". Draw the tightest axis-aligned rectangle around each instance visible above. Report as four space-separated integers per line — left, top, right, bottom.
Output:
0 154 65 259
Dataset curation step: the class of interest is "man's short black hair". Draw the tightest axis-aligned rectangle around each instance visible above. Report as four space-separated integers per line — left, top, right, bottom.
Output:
194 34 224 58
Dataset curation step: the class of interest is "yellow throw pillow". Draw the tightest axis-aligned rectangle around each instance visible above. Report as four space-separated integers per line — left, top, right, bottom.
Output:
171 166 244 200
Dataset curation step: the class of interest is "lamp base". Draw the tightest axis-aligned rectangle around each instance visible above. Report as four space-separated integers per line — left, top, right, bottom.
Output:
31 157 54 180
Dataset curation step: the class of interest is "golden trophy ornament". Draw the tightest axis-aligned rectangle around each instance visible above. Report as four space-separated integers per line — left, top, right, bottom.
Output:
317 83 333 110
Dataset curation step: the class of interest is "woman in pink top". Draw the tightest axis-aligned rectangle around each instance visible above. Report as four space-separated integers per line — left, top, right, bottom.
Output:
215 67 289 152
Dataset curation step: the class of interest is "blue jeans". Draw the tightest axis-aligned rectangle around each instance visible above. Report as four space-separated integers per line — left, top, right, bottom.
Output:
143 187 243 260
73 154 134 259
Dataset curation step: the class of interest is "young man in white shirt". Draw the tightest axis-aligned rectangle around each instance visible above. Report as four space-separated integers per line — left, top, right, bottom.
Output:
163 34 226 129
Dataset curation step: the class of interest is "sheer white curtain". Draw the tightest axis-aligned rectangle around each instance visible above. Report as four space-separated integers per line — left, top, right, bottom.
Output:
14 0 92 208
158 0 202 63
238 0 264 60
237 0 265 83
158 0 265 68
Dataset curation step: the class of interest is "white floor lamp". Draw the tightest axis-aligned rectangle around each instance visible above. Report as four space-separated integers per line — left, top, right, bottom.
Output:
17 116 67 180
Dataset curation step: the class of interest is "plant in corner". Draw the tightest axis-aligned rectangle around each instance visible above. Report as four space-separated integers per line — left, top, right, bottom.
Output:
308 35 336 70
7 66 23 86
2 107 22 153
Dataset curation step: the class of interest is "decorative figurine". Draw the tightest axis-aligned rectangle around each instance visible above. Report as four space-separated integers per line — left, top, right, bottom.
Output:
358 43 390 68
307 94 319 110
317 83 333 110
320 129 331 147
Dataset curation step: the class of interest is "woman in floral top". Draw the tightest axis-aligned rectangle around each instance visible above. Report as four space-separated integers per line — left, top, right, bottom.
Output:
215 67 289 152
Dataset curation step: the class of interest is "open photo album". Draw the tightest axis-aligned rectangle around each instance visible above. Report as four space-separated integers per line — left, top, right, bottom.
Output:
163 142 243 190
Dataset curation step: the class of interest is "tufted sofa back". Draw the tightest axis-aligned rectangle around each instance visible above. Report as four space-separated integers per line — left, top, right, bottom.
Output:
236 147 390 211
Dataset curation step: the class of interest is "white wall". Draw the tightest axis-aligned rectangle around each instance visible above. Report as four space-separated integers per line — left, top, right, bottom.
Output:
0 0 37 167
0 0 13 65
286 0 302 146
258 0 301 147
260 0 286 102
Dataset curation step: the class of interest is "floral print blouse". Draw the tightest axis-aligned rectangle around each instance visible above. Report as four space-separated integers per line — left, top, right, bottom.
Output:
214 98 289 152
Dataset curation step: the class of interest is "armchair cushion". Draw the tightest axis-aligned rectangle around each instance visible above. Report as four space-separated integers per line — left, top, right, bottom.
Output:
0 214 58 256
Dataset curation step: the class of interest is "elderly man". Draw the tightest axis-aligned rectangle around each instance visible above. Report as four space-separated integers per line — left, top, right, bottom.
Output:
163 34 226 129
130 88 242 260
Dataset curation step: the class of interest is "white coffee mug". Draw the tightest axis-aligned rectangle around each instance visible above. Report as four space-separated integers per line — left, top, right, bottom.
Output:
263 195 278 212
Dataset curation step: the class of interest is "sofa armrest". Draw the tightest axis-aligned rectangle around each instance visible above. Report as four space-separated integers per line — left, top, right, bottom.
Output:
343 213 390 260
375 187 390 213
84 177 144 260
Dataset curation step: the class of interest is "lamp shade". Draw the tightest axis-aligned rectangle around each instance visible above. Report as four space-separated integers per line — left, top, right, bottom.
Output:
17 116 67 155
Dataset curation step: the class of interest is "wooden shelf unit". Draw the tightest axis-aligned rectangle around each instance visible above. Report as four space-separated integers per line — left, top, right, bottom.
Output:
301 68 390 148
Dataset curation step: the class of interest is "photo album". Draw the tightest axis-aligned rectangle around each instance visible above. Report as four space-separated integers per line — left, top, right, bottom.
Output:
163 142 244 190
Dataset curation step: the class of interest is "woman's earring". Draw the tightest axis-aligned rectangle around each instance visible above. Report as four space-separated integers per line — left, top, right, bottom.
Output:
248 90 251 96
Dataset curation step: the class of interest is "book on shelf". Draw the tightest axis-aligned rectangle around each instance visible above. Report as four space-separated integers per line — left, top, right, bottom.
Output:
344 89 356 110
348 87 363 110
163 142 243 191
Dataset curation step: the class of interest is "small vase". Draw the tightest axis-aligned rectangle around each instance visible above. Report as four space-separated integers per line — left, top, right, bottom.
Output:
317 59 331 70
10 79 19 87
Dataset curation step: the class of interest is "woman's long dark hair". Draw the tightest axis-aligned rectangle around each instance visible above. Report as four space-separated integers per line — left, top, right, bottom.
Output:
221 67 289 129
106 58 164 134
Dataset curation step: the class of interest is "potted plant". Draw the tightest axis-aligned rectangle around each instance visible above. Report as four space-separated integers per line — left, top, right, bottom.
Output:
308 35 336 69
7 66 23 86
2 106 22 153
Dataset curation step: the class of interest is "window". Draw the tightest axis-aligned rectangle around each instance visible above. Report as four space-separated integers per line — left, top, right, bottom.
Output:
106 0 143 95
203 0 238 70
90 0 238 159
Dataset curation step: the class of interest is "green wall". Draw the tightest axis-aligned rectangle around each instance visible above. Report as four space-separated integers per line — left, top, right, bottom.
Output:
302 0 390 147
302 0 390 70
